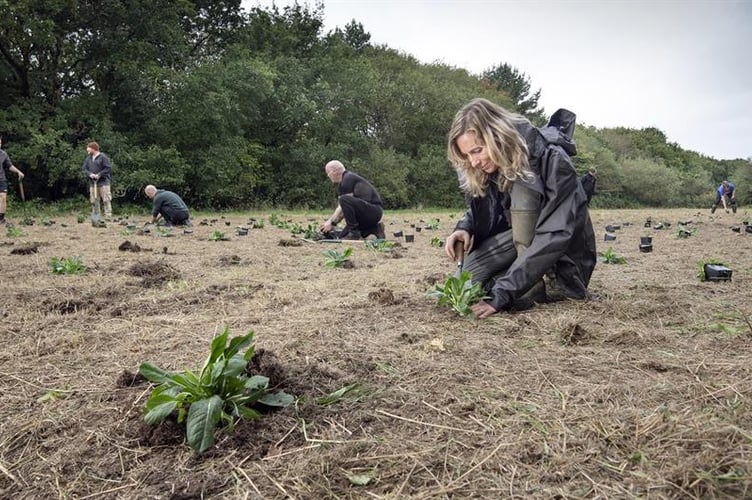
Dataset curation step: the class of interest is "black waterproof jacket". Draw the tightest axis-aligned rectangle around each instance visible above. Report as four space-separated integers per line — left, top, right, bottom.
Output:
455 109 597 311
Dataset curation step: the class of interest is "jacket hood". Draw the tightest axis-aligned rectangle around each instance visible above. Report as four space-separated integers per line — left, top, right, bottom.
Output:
515 108 577 159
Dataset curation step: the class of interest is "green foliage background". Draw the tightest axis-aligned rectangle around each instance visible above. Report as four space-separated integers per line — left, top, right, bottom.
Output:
0 1 749 211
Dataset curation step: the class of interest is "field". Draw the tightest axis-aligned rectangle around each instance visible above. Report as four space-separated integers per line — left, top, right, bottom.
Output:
1 208 751 499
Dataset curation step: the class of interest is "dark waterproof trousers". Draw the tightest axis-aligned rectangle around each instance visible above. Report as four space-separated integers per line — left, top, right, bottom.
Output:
339 195 383 236
711 194 737 213
160 206 190 225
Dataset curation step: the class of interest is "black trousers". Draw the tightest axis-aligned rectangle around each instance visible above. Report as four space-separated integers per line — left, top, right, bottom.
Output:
339 195 382 235
711 194 737 213
161 206 190 225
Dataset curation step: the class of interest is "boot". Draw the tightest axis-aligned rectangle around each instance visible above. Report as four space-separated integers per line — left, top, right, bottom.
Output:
510 183 545 309
342 229 362 240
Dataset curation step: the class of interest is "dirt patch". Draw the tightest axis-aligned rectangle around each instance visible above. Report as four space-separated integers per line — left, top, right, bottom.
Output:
118 240 142 252
1 209 751 499
10 242 39 255
128 260 180 287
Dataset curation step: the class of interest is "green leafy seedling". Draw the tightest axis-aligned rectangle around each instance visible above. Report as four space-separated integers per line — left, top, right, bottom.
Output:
364 239 394 252
77 214 86 223
139 327 294 454
426 270 489 317
6 225 25 237
599 246 626 264
302 223 323 240
209 230 227 241
323 247 354 268
315 383 365 406
49 256 86 275
430 236 443 248
426 218 440 230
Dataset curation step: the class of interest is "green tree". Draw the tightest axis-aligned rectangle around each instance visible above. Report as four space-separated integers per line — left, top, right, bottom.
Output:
482 62 545 123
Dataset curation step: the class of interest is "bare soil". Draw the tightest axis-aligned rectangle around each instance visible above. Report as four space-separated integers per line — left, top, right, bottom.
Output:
1 209 750 499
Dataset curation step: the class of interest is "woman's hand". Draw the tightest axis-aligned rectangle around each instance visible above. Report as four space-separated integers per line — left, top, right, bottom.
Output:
444 230 472 260
470 300 497 319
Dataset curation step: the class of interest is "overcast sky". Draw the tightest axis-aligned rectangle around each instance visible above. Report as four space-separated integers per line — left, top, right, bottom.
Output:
245 0 751 160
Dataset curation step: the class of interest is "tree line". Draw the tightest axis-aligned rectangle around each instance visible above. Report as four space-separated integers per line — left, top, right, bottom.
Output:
1 1 749 211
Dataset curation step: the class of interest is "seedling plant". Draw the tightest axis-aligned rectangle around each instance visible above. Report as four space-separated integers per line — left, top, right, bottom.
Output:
208 230 227 241
323 247 353 267
430 236 443 248
6 225 25 237
49 256 86 275
364 239 394 252
426 270 489 317
139 327 294 454
599 246 627 264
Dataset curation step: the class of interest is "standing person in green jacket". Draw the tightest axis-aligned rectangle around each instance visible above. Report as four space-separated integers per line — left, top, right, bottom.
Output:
144 185 191 226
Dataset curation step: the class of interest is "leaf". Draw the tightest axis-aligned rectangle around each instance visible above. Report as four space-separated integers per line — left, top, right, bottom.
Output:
258 391 295 407
236 405 263 420
37 390 64 403
186 394 224 453
144 394 180 425
244 375 269 391
139 362 170 384
316 384 362 406
208 327 230 366
346 473 373 486
226 331 255 359
223 353 249 378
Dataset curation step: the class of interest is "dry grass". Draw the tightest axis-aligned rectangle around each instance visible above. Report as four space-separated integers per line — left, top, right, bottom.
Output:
0 208 751 499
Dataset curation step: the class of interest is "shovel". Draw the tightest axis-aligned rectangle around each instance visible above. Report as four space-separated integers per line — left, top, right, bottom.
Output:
453 239 465 277
18 179 29 219
90 182 101 223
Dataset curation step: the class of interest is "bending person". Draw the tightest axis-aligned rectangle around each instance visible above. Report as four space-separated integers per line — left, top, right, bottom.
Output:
320 160 385 240
710 180 737 214
444 98 596 319
144 185 191 226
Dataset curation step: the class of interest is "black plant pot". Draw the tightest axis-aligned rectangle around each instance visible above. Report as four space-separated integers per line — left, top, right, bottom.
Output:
237 227 248 236
405 234 415 243
415 227 422 232
639 244 653 253
640 236 652 245
704 264 732 281
604 232 617 241
393 230 403 238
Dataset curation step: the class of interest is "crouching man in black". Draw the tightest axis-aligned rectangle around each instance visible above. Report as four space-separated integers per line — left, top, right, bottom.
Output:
144 184 192 227
320 160 385 240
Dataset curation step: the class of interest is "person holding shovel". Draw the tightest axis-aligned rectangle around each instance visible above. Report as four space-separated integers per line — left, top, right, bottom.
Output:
710 180 737 214
0 137 25 225
144 185 191 226
444 98 596 318
320 160 386 240
82 141 113 221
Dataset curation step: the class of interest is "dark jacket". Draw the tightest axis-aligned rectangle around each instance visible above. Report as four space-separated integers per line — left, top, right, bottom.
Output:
455 109 597 311
82 152 112 186
580 172 596 203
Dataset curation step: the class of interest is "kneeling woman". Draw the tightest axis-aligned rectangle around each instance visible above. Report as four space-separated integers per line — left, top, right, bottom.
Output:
444 98 596 319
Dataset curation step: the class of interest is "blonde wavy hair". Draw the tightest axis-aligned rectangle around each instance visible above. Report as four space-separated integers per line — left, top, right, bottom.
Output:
447 98 532 197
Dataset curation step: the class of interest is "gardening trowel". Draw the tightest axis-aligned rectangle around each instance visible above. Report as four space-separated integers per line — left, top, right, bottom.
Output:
90 181 101 224
453 239 465 277
18 180 25 202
